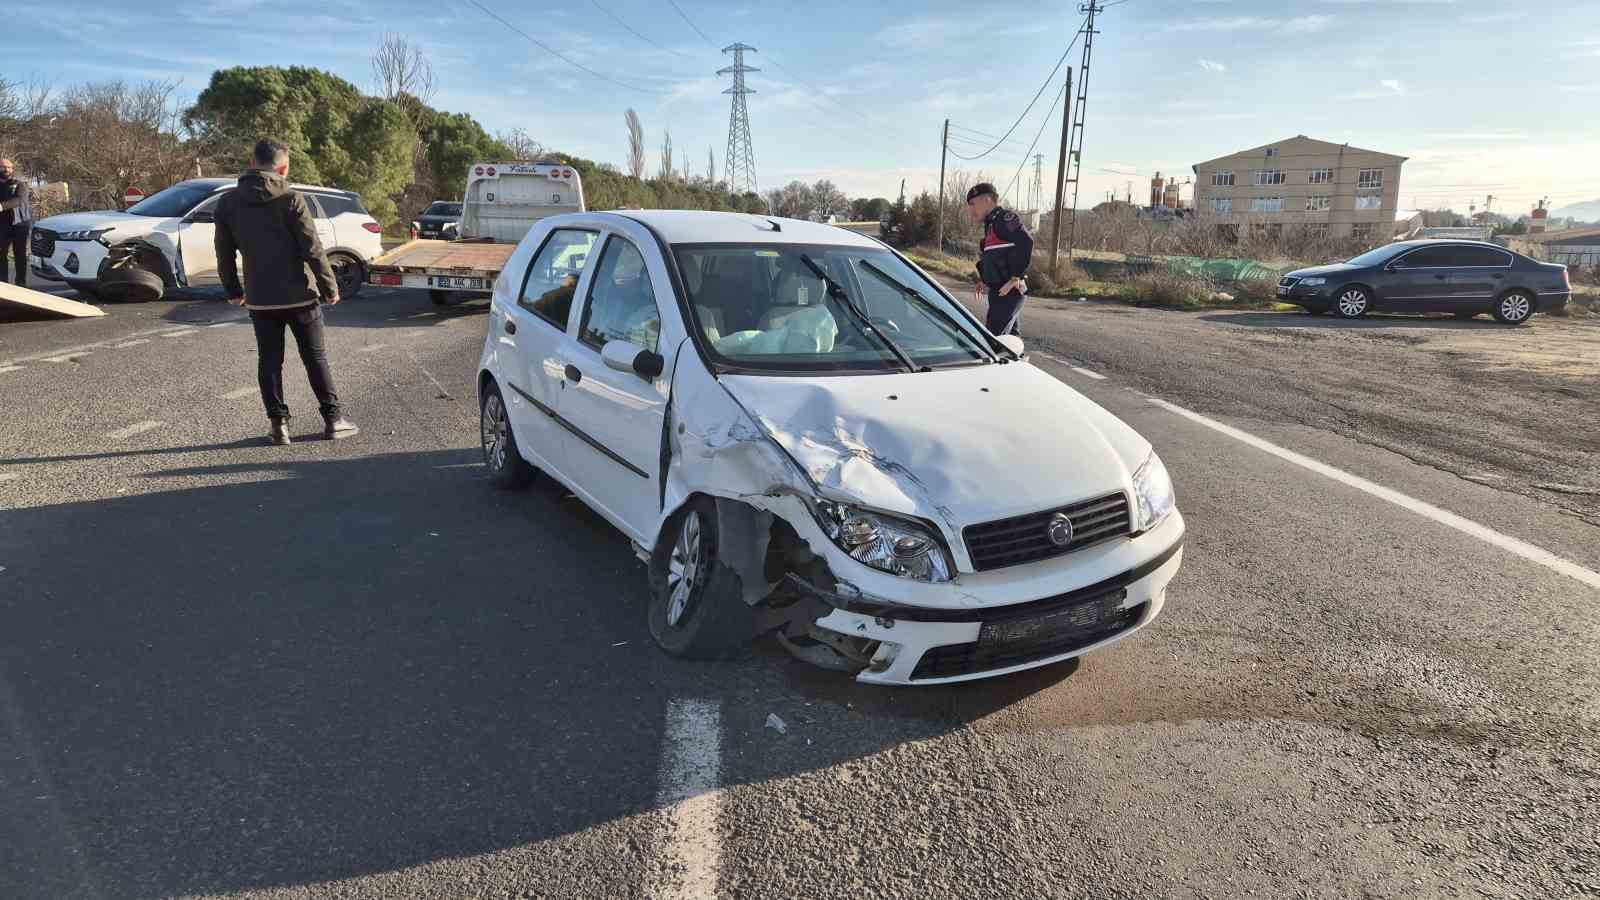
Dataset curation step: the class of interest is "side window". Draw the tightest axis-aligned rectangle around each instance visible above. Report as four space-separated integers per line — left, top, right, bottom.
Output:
518 229 597 330
189 191 229 221
1393 247 1454 268
1456 246 1512 267
300 194 325 219
579 237 660 352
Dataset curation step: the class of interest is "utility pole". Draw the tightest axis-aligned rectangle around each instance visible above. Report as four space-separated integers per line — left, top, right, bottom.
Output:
1031 153 1044 213
1064 1 1104 259
719 43 760 195
898 178 906 207
936 118 950 252
1049 68 1073 275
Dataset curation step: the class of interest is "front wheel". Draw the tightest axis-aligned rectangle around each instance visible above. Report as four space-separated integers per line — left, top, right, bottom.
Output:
648 499 756 660
329 253 364 299
1492 291 1534 325
481 384 534 489
1334 286 1370 319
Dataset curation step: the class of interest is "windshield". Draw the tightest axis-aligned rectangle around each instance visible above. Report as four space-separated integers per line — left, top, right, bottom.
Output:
674 243 995 373
425 202 462 217
126 182 221 218
1346 244 1408 266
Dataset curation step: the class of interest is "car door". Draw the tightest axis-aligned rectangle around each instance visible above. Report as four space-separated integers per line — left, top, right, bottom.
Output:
300 194 339 256
552 232 669 542
176 191 228 286
1382 245 1456 308
1449 245 1513 307
497 227 600 477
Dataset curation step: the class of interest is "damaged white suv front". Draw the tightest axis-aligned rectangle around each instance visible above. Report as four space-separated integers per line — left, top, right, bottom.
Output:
476 211 1183 685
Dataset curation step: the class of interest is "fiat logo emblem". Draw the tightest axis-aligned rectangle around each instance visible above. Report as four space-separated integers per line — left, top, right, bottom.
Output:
1046 512 1075 547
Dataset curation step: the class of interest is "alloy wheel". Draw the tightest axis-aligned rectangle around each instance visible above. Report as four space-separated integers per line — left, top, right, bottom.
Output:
1338 289 1368 317
666 510 704 628
481 393 509 472
1499 293 1531 323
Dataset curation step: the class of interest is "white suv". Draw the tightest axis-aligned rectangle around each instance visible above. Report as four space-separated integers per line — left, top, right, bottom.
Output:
30 178 384 302
477 210 1185 685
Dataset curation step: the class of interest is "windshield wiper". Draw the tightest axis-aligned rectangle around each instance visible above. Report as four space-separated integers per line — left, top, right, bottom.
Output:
798 254 921 373
856 260 997 362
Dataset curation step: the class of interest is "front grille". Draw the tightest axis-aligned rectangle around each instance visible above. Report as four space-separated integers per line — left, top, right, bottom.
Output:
1278 275 1300 288
963 492 1131 572
912 601 1147 680
30 229 56 259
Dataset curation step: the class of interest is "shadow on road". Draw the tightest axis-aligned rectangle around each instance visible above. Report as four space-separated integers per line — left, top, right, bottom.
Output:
0 448 1045 896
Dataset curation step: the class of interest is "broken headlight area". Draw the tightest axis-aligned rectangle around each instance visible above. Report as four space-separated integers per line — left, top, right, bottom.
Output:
1132 452 1175 533
812 500 952 582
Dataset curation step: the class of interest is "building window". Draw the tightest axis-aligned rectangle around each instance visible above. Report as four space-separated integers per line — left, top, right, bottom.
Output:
1309 168 1333 184
1253 170 1286 186
1265 147 1278 157
1358 168 1384 188
1305 195 1331 211
1250 196 1283 212
1352 223 1374 241
1212 170 1234 186
1304 223 1329 240
1210 197 1233 214
1354 194 1382 210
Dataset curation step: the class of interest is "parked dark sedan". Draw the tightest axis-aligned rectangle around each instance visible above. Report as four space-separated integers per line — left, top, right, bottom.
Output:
412 201 462 240
1277 240 1570 325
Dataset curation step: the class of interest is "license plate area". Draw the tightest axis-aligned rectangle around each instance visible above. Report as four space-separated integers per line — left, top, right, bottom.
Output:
1276 285 1290 296
978 588 1129 649
431 275 484 289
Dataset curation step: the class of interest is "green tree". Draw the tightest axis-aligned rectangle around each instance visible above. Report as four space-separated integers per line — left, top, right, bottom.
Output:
422 110 512 200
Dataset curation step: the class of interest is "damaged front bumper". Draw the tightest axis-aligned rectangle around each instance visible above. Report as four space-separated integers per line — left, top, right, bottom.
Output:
792 510 1185 685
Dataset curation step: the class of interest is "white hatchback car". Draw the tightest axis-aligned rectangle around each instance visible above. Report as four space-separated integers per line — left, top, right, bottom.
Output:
477 211 1184 685
30 178 383 301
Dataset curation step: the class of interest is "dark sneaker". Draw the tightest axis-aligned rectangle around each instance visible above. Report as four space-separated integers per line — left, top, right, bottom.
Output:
269 420 291 446
324 417 360 440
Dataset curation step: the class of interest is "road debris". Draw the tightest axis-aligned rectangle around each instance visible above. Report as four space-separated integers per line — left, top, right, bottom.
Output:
764 713 787 734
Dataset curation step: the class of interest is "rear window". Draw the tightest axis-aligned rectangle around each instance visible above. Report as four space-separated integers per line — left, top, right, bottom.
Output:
425 202 462 217
1455 246 1512 267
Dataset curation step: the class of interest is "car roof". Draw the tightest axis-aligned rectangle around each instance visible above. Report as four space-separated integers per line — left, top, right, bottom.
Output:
1388 238 1508 250
603 210 882 248
180 177 359 200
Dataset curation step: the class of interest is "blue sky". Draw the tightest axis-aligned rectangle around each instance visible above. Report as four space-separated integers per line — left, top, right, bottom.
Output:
10 0 1600 215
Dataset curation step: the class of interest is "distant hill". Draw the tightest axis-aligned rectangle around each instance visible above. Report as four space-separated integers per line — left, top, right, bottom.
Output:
1550 199 1600 223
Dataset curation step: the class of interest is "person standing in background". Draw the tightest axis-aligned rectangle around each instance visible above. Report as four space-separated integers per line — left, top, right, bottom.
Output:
215 139 358 446
0 158 33 287
965 182 1033 336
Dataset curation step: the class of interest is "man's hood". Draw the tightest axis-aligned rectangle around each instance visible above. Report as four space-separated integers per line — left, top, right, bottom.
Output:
238 169 290 204
718 362 1151 533
35 210 154 234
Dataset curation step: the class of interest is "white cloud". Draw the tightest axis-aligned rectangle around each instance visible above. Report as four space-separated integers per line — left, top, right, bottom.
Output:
1166 14 1332 33
1379 79 1404 93
877 18 963 49
1336 80 1408 100
1198 58 1227 73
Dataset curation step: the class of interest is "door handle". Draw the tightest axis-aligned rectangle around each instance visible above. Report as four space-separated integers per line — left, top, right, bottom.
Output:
564 364 582 384
504 319 517 334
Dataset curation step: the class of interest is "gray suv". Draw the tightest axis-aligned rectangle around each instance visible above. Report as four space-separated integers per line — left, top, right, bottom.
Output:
1277 239 1571 325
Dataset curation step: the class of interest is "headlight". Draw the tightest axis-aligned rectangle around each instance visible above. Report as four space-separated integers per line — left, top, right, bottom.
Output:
58 228 112 242
1132 452 1176 532
814 500 952 582
1300 277 1326 286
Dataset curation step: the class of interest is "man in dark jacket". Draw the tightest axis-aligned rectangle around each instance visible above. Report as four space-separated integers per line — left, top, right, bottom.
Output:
965 182 1033 336
216 140 357 445
0 158 32 287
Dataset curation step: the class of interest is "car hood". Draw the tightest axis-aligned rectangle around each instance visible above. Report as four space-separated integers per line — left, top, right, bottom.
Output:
1289 262 1362 278
416 215 457 225
719 362 1151 532
35 211 159 235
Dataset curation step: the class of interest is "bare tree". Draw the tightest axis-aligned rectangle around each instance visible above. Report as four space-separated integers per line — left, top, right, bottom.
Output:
41 80 196 209
624 108 645 180
372 33 436 110
659 128 673 181
497 127 543 160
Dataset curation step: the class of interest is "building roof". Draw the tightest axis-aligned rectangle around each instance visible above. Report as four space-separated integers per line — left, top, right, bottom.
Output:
1191 134 1408 171
610 210 882 247
1520 226 1600 244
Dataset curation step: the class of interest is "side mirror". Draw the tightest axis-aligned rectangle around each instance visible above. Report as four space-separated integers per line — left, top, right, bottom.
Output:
996 334 1025 357
601 339 665 380
187 210 214 224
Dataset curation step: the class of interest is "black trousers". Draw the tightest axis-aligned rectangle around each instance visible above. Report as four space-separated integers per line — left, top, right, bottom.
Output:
985 286 1024 336
250 304 341 421
1 224 27 287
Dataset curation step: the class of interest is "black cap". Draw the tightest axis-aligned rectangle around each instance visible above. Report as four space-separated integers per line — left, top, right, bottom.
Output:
966 183 999 203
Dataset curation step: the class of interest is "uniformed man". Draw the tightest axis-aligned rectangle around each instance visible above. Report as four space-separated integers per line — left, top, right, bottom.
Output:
965 182 1033 336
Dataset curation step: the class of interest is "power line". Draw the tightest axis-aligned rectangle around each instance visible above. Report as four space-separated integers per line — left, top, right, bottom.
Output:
1003 76 1069 203
464 0 662 94
667 0 719 48
588 0 696 60
946 20 1087 161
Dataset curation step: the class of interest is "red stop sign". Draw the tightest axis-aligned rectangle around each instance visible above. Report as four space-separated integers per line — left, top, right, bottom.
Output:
123 187 146 208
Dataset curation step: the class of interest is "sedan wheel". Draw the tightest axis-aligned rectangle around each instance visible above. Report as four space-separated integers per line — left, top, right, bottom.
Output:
665 510 705 628
1335 287 1370 319
1493 291 1534 325
648 498 756 660
480 386 534 489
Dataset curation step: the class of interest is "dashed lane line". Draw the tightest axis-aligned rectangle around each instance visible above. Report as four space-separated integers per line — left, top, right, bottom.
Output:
218 387 258 400
159 329 197 338
357 344 388 352
651 698 723 900
0 325 198 368
0 365 22 375
41 354 86 364
1032 351 1108 380
1149 397 1600 592
105 421 164 441
111 339 150 349
1070 366 1107 381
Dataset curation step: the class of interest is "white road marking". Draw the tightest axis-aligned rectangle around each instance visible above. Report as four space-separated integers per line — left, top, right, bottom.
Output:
159 329 196 338
105 420 164 440
433 462 485 469
1070 366 1107 381
652 698 723 900
0 365 22 375
1149 398 1600 591
0 473 19 484
1032 351 1108 380
219 387 258 400
111 340 150 349
410 312 436 318
41 354 85 364
0 326 195 368
357 343 388 352
208 320 244 328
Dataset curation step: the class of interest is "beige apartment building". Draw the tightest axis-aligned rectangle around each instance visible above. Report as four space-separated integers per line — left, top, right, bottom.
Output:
1191 135 1406 242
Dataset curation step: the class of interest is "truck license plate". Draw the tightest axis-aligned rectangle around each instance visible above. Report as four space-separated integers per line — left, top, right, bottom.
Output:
434 276 484 289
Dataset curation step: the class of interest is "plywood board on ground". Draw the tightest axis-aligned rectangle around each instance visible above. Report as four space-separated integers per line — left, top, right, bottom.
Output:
0 282 106 318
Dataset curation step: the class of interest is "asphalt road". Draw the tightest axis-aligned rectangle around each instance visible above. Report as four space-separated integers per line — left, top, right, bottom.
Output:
2 285 1596 899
